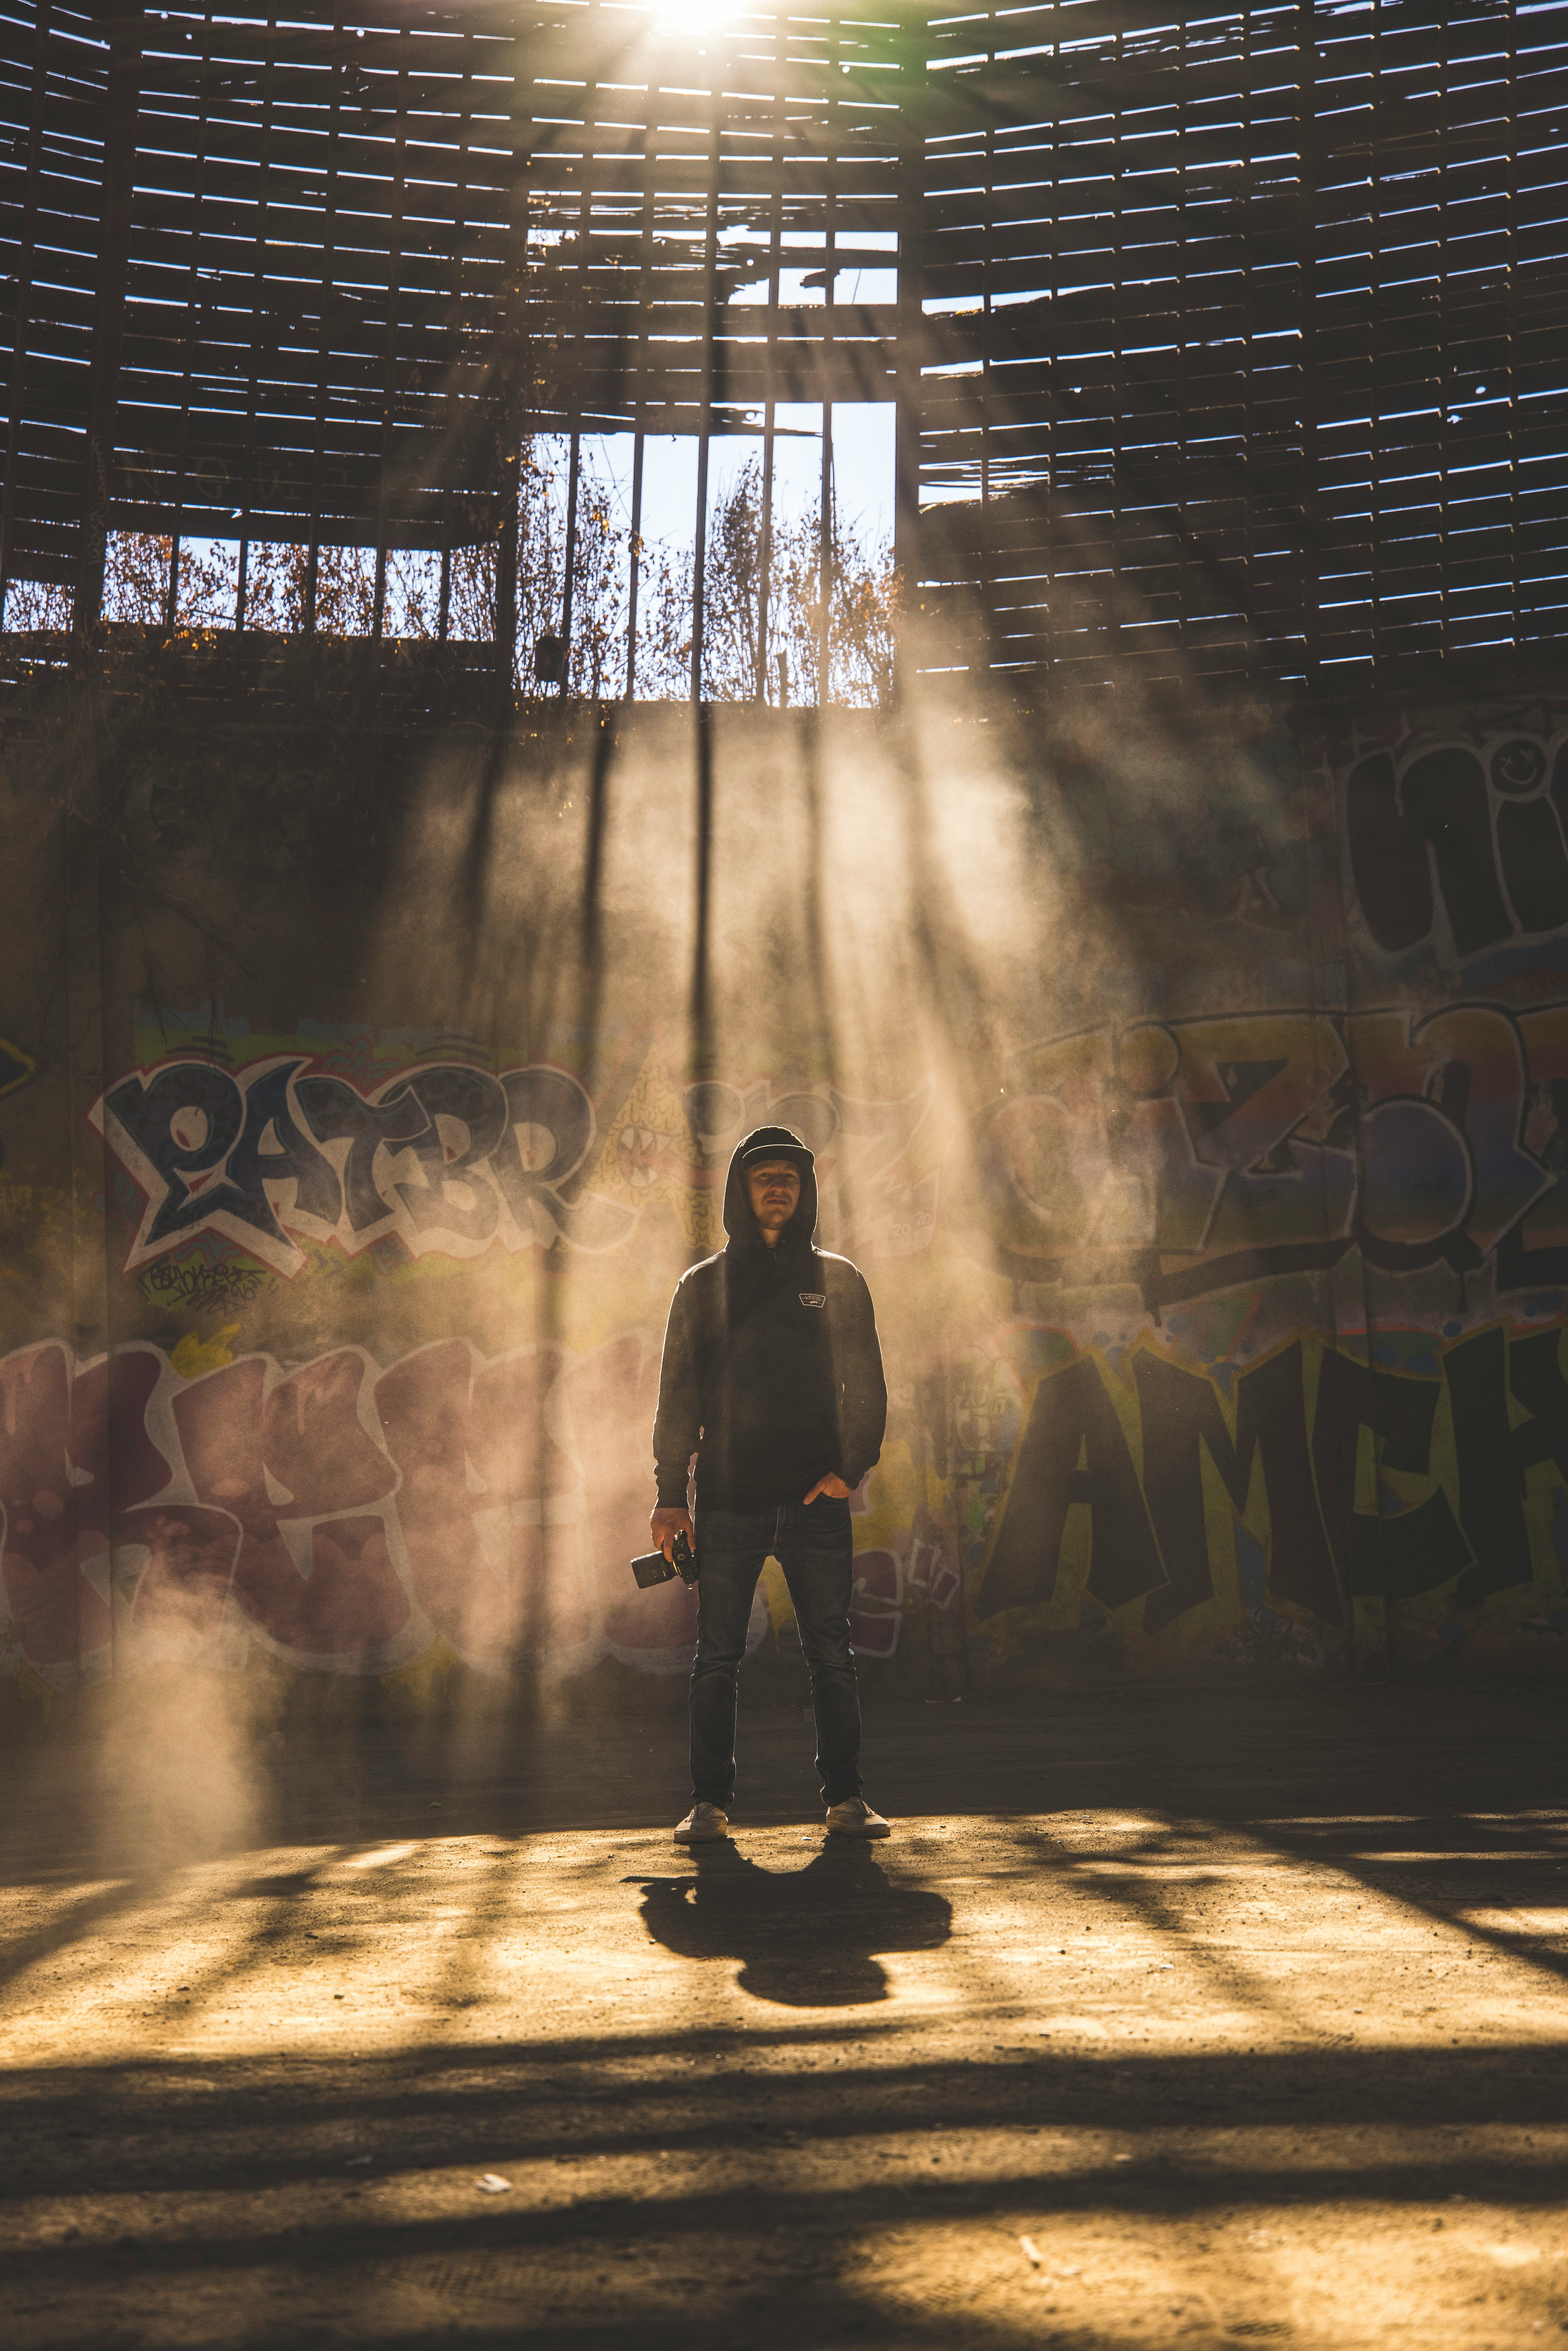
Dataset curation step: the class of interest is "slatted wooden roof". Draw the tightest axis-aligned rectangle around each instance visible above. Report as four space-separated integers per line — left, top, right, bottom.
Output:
915 0 1568 690
1 0 1563 692
0 0 527 579
518 3 910 436
2 0 111 588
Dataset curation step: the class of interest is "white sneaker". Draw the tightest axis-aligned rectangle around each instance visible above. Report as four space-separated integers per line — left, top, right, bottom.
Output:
825 1797 891 1838
674 1801 729 1843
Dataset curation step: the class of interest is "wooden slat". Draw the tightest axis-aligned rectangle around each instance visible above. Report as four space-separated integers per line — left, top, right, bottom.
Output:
1 0 1562 693
911 0 1568 690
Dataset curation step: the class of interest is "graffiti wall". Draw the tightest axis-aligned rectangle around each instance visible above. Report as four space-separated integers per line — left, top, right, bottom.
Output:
0 1331 947 1693
953 697 1568 1682
3 998 957 1705
2 693 1566 1711
93 1044 939 1281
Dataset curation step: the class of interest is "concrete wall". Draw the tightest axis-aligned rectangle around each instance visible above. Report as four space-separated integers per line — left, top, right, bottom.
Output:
3 680 1565 1723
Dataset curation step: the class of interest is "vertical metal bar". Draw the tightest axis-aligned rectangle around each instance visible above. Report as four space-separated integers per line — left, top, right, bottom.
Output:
72 4 145 637
371 544 386 639
818 405 832 702
165 536 181 629
625 432 645 693
817 14 838 705
756 13 785 701
690 81 721 704
236 533 249 629
758 392 776 699
560 427 581 691
439 546 451 640
493 498 519 682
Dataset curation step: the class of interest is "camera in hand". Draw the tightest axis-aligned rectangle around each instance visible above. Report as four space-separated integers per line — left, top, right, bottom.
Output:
631 1529 697 1589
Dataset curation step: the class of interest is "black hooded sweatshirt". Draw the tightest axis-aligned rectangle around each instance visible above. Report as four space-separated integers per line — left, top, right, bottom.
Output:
652 1125 888 1512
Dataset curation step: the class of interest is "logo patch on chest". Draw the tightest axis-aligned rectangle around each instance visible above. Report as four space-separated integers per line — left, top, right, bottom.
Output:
799 1292 827 1309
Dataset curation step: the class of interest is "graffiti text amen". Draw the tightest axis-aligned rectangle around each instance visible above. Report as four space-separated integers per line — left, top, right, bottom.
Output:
983 1323 1568 1633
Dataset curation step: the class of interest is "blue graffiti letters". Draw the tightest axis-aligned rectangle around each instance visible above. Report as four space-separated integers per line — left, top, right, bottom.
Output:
94 1057 634 1278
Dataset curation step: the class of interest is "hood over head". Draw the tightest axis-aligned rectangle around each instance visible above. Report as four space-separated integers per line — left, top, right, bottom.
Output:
722 1125 818 1250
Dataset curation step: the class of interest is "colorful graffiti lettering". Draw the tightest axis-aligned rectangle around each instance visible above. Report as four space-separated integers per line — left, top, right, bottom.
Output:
975 1001 1568 1304
93 1059 635 1280
978 1322 1568 1654
0 1336 942 1686
93 1055 938 1279
0 1331 663 1685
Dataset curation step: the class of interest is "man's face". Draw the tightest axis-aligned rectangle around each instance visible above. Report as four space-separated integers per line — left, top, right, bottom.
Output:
747 1158 801 1240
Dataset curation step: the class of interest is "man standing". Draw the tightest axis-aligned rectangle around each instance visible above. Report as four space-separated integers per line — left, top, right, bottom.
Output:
650 1125 891 1844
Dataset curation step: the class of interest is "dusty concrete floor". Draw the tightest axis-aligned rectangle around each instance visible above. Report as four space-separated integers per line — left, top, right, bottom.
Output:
2 1679 1567 2349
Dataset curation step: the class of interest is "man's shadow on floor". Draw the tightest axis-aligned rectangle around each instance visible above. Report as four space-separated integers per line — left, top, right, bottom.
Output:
631 1840 951 2006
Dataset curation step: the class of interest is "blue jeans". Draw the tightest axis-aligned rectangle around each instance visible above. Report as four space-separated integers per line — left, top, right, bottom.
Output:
690 1497 863 1809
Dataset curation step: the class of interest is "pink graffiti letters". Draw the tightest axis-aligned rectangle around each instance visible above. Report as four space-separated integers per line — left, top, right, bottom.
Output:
0 1333 696 1685
0 1333 943 1684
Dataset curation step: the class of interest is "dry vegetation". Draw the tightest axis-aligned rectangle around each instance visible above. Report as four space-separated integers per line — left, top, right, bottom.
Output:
4 445 899 708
